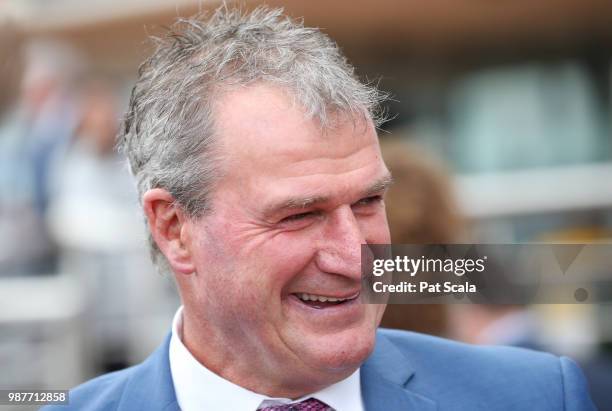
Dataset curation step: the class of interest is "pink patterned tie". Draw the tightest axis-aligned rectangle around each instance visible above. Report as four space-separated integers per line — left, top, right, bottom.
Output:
259 397 334 411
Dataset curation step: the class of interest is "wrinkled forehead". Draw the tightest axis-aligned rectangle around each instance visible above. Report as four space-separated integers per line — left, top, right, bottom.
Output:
212 83 381 172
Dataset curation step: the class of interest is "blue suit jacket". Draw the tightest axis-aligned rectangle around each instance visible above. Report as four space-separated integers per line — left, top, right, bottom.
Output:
43 329 595 410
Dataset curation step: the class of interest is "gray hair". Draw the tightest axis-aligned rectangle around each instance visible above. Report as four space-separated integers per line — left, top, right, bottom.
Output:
117 5 388 271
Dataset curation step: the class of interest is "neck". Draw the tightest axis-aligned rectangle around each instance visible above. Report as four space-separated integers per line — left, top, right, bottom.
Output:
180 307 349 399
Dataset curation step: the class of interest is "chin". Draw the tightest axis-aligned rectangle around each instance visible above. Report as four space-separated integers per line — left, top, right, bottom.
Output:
306 326 377 373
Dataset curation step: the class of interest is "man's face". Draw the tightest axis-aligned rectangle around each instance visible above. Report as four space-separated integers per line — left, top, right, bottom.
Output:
180 84 391 395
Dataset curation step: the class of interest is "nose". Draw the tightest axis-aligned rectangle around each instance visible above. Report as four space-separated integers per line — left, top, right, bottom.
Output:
315 205 366 280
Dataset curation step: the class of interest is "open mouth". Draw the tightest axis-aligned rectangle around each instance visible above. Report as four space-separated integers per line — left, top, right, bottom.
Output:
292 292 360 309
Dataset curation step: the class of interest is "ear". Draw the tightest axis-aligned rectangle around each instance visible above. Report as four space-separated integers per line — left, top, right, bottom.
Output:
142 188 195 275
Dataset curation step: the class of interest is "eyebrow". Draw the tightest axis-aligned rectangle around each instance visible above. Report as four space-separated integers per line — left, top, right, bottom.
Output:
264 172 394 216
363 173 394 197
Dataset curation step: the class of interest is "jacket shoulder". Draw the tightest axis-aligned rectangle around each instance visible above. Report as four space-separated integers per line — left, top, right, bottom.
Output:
379 327 560 368
41 366 138 411
378 327 567 379
376 328 594 410
41 334 178 411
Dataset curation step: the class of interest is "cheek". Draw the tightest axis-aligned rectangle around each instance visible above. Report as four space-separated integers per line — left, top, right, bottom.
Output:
190 210 317 300
362 212 391 244
190 250 269 326
254 234 315 287
192 230 311 303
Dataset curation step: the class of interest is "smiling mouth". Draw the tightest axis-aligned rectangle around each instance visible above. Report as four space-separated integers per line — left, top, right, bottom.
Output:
292 292 360 309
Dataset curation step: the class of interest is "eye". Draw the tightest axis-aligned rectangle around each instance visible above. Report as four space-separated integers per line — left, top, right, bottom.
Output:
353 195 383 207
280 211 319 224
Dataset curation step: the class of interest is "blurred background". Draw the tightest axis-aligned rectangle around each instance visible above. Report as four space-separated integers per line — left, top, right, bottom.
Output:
0 0 611 410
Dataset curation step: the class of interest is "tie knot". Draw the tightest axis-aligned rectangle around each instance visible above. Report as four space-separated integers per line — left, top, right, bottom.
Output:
259 397 334 411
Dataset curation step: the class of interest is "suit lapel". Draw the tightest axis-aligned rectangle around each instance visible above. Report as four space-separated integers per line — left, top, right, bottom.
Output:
361 333 437 411
111 331 437 411
117 334 180 411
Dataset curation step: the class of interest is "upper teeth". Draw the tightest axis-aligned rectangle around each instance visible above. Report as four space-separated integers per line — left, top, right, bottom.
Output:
297 293 351 302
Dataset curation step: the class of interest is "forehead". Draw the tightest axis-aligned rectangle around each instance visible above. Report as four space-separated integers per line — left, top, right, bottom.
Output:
213 84 385 181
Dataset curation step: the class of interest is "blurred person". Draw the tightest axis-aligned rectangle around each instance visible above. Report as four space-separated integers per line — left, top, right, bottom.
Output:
0 25 56 275
73 79 119 154
22 40 83 216
46 78 144 372
44 6 595 411
0 22 28 273
0 37 82 275
379 139 463 335
47 78 136 223
0 22 22 114
379 139 463 245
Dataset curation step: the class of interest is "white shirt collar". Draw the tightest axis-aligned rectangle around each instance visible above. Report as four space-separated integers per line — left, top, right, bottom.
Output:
169 306 364 411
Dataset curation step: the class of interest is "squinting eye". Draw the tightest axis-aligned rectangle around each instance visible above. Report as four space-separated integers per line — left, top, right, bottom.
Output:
280 211 317 223
354 195 383 207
